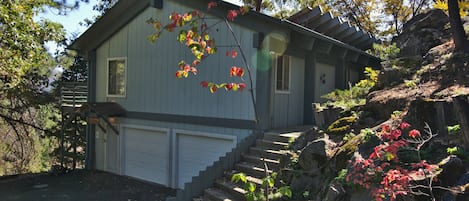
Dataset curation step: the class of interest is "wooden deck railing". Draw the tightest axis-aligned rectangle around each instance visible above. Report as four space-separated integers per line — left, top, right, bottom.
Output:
61 82 87 108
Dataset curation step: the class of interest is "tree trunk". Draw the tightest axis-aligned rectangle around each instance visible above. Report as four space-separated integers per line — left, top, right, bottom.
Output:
255 0 262 12
448 0 469 53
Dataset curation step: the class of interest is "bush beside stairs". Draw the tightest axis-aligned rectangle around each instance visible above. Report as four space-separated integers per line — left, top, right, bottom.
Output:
193 130 302 201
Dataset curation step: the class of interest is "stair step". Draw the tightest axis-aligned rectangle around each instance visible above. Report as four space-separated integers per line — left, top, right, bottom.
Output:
204 187 239 201
242 154 280 171
262 132 299 143
249 147 288 160
255 139 289 150
235 162 273 178
214 178 246 200
226 172 263 185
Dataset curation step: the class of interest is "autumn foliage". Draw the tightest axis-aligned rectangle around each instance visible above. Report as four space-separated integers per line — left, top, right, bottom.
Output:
346 122 439 201
147 1 250 93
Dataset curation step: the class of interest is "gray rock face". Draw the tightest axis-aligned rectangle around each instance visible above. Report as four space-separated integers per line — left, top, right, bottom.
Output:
291 127 321 151
394 9 451 57
443 172 469 201
439 155 466 187
325 181 346 201
349 189 371 201
298 138 334 171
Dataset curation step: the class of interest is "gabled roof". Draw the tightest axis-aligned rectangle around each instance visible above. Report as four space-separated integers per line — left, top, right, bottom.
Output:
71 0 379 64
289 6 379 50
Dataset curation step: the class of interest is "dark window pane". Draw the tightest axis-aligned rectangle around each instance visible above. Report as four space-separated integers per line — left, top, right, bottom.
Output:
275 55 289 91
108 59 126 96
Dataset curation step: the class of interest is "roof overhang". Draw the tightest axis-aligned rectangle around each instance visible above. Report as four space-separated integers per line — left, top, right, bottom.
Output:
289 6 380 51
70 0 380 65
69 0 151 56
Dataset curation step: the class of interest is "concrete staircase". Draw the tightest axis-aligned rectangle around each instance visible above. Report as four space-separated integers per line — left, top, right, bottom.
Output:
193 130 302 201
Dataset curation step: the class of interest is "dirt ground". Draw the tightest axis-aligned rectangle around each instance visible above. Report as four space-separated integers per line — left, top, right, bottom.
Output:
0 170 176 201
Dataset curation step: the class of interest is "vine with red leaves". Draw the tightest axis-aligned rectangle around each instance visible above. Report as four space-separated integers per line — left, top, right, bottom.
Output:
146 1 260 127
345 121 441 201
146 1 251 94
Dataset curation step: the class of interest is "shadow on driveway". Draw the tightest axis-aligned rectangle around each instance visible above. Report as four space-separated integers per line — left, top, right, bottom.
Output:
0 170 176 201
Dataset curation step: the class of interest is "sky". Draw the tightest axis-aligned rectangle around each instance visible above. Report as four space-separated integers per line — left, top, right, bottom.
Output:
40 0 99 38
41 0 241 36
39 0 100 54
40 0 242 54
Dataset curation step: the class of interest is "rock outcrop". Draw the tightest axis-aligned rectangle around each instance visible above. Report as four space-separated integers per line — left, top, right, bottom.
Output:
394 9 451 58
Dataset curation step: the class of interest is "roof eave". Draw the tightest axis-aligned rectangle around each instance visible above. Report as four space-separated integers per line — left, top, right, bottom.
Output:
70 0 150 55
282 20 379 62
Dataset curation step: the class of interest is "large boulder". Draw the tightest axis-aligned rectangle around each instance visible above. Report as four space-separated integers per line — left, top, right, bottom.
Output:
394 9 451 57
325 181 346 201
443 172 469 201
438 155 466 187
376 56 423 89
291 127 321 151
298 138 335 171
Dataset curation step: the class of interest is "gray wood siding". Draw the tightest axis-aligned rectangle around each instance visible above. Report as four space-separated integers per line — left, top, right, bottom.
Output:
120 118 252 140
95 3 256 121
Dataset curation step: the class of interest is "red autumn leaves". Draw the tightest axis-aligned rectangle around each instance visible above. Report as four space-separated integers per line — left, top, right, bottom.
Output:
346 122 437 201
175 62 198 79
150 1 249 93
200 81 246 93
199 49 246 93
207 1 249 21
230 66 244 77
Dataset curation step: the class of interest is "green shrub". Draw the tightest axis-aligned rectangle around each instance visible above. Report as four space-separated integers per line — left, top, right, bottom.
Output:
368 43 400 60
321 67 378 111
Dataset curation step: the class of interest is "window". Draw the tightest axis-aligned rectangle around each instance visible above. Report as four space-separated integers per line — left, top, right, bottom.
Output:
107 58 126 97
275 55 290 92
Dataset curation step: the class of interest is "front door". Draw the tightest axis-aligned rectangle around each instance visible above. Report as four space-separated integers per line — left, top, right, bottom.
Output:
272 55 305 128
314 62 336 102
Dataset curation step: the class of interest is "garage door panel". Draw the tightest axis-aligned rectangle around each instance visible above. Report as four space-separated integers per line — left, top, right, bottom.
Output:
177 133 235 188
124 127 169 186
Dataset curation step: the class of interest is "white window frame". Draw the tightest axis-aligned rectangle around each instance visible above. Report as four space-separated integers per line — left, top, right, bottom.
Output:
106 57 127 97
274 54 291 94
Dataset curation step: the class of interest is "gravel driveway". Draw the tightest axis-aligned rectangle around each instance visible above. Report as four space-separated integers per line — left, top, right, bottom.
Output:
0 170 176 201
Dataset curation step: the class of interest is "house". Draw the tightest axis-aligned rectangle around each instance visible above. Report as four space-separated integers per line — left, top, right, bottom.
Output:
71 0 380 191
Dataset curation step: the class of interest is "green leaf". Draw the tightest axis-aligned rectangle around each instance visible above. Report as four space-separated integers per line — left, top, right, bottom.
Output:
216 83 227 89
208 47 217 54
245 182 256 193
231 173 247 183
278 186 292 198
245 193 255 201
264 177 274 188
177 30 187 42
385 152 395 161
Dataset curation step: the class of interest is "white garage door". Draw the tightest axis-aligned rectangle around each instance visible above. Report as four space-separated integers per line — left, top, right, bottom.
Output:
176 132 236 188
123 127 169 186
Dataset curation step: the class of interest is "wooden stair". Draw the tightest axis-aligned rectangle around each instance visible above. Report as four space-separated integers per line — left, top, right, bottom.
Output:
193 130 302 201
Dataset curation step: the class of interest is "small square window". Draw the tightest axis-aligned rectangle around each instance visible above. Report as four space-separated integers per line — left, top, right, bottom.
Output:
275 55 290 92
107 58 126 97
